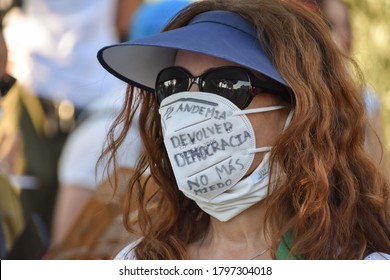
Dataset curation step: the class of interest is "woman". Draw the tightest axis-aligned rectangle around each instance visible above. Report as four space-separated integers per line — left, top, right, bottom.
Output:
97 0 390 259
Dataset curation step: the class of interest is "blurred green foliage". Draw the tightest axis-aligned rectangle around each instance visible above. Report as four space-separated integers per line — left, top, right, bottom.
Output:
345 0 390 160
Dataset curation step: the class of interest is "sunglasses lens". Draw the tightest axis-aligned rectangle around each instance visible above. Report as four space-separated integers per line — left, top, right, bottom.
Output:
155 67 255 109
203 68 251 109
156 68 189 104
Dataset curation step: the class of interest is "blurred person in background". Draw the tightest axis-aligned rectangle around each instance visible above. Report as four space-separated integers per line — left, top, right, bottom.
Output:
0 3 24 259
313 0 389 178
0 0 138 245
46 0 192 259
50 0 142 250
128 0 193 40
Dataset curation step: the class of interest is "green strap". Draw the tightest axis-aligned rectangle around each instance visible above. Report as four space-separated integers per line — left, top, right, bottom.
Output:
276 231 299 260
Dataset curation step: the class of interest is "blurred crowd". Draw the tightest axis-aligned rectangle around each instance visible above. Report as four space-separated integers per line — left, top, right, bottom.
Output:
0 0 194 260
0 0 388 260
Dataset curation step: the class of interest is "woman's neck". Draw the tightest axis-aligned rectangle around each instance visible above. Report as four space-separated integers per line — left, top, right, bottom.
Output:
188 201 271 259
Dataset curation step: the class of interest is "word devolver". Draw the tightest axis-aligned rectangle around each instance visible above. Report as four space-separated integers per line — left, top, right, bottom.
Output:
173 131 251 167
170 122 233 149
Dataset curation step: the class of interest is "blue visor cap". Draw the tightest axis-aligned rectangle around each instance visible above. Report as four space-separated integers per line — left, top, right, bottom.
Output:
97 10 288 92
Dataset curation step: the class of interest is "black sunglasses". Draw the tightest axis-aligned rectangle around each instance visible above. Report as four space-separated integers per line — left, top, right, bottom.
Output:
155 66 290 109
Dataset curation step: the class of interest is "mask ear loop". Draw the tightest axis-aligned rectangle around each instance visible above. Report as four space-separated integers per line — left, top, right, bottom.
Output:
232 105 285 116
238 106 284 154
283 109 295 130
245 109 294 155
247 146 273 154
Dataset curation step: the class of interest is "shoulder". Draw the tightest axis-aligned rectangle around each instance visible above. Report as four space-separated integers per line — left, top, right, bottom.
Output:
364 252 390 260
114 240 140 260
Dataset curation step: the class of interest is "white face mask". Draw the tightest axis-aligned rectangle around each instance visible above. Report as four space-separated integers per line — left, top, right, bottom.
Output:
159 91 292 221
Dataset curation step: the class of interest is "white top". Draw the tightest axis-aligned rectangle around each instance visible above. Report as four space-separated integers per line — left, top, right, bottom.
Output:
114 241 390 260
364 252 390 260
114 241 139 260
58 87 146 188
4 0 120 108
